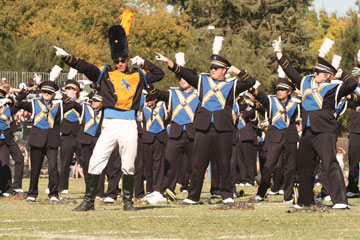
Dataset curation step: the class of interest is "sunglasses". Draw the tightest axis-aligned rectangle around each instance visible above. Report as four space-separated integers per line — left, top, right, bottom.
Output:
65 87 75 90
42 90 53 95
114 59 127 64
210 66 222 71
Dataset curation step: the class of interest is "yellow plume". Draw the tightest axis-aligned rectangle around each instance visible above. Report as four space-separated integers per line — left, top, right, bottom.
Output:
119 8 135 37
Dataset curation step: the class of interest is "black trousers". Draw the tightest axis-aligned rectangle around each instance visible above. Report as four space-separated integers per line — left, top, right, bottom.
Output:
237 140 255 184
257 136 296 201
163 132 194 193
80 143 95 178
230 144 239 193
347 132 360 193
298 128 347 206
143 136 166 193
9 138 24 190
271 151 285 193
0 142 12 194
134 135 145 198
210 157 220 195
258 143 267 174
59 134 81 191
28 146 59 198
177 152 191 192
187 127 233 201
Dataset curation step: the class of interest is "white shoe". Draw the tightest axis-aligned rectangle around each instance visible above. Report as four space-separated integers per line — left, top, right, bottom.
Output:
103 197 115 204
332 203 350 209
254 195 264 202
323 195 331 201
315 182 322 187
235 183 241 187
14 189 24 193
95 196 101 200
278 190 284 195
50 196 59 202
346 191 359 198
223 198 234 204
239 183 245 187
268 191 278 195
181 190 188 194
147 192 165 204
60 190 68 195
26 197 36 202
182 198 197 204
293 204 303 209
245 183 253 187
283 199 294 204
45 188 50 194
233 193 237 198
211 194 221 199
2 193 11 197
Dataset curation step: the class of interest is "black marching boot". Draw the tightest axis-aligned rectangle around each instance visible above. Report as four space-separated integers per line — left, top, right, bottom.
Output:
73 174 100 211
122 174 137 211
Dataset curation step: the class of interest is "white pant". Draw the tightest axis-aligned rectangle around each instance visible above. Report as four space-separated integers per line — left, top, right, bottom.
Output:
88 118 138 175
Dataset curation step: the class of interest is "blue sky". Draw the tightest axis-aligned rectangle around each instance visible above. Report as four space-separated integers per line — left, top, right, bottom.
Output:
312 0 357 16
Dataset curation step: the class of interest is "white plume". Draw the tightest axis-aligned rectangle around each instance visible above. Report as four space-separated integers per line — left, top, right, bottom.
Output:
67 67 78 80
175 52 185 67
357 49 360 64
49 65 63 82
318 38 334 58
277 65 287 78
331 55 342 70
212 36 224 55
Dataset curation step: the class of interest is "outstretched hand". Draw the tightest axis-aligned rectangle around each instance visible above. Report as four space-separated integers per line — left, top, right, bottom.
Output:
155 52 168 63
272 36 282 53
54 46 69 58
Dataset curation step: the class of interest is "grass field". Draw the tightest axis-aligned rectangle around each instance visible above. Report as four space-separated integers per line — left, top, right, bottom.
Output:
1 178 360 240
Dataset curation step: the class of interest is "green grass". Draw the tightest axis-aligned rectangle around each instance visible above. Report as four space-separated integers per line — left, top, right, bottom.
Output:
1 178 360 240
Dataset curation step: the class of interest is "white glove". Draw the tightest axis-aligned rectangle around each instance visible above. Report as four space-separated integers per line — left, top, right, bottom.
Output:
352 67 360 76
54 46 69 58
130 56 145 66
0 98 10 107
33 73 42 85
54 91 63 100
272 36 282 53
335 68 343 79
155 52 168 63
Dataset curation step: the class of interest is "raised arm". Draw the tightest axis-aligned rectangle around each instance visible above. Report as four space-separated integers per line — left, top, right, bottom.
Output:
272 37 303 87
55 46 101 83
155 52 199 88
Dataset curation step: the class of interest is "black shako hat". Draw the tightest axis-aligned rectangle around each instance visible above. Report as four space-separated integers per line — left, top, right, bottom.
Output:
276 78 295 91
108 25 129 63
40 81 59 93
210 54 231 69
314 57 337 75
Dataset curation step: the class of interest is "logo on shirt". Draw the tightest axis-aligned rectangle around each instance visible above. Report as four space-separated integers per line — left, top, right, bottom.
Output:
121 79 131 92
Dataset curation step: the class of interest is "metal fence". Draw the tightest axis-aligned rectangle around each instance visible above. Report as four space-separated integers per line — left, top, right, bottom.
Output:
0 71 90 89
